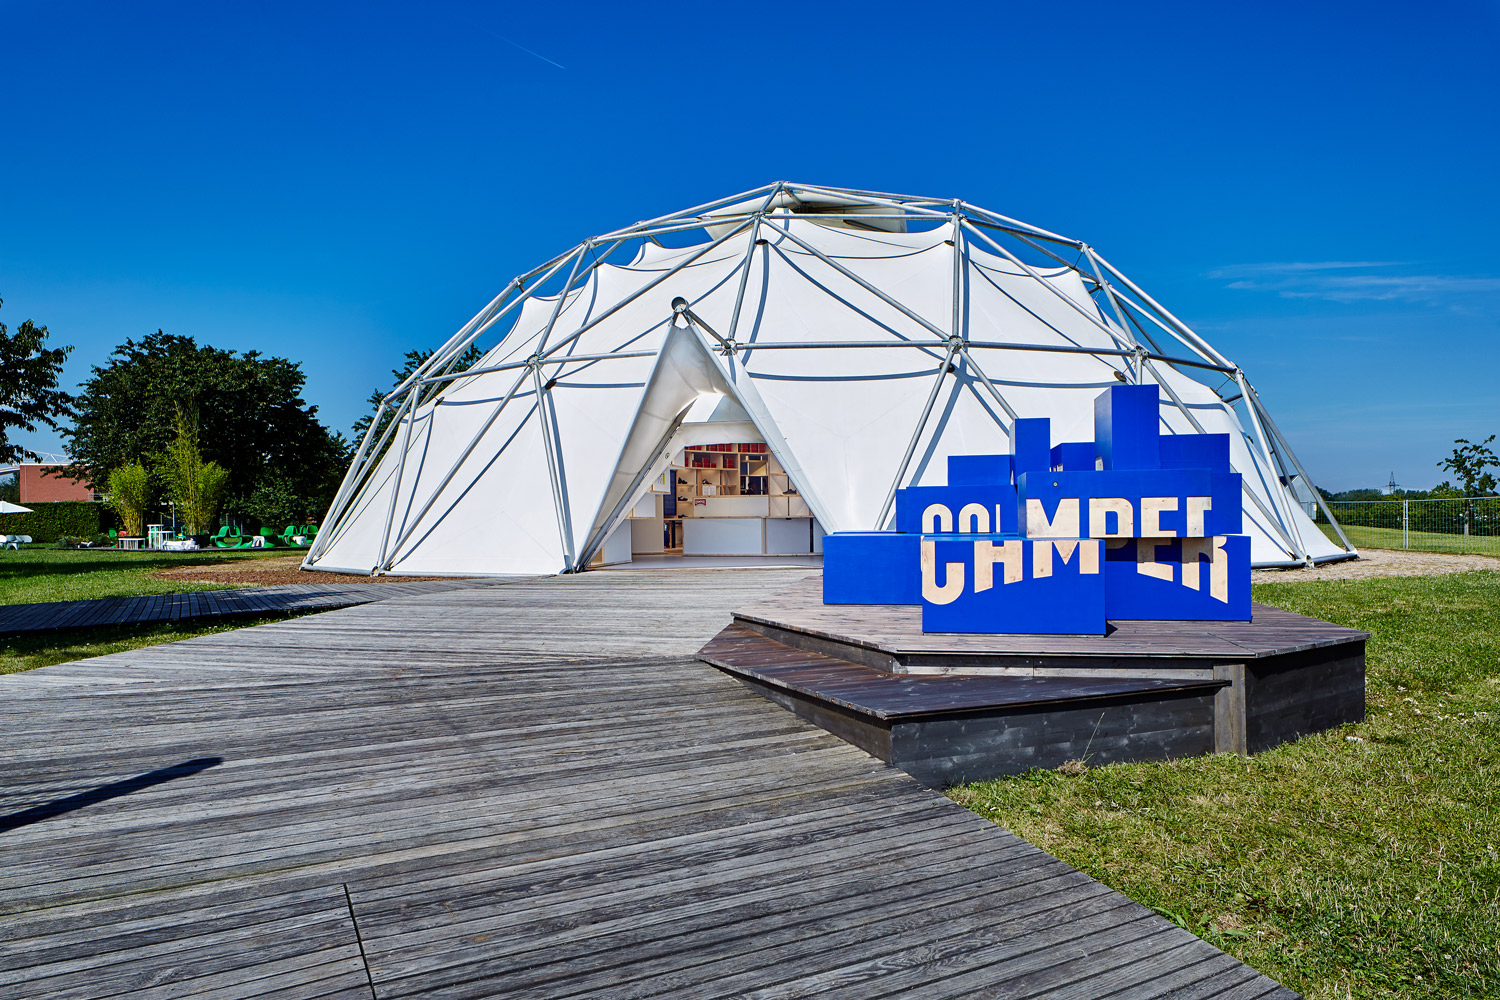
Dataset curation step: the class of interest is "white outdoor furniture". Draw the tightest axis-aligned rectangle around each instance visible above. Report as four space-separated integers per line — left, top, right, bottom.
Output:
1 534 33 550
118 537 144 550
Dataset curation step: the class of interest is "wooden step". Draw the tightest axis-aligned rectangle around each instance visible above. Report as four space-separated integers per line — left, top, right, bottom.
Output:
700 624 1228 787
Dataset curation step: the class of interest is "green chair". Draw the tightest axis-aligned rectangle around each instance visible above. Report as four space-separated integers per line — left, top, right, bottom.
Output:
259 527 288 548
213 526 248 548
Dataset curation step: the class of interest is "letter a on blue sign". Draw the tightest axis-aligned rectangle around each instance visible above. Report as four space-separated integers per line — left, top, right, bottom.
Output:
921 536 1107 635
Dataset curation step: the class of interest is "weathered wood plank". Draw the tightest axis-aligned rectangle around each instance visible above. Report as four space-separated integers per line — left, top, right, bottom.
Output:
0 568 1295 998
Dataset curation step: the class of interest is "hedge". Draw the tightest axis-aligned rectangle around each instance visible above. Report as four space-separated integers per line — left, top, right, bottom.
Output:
0 502 116 543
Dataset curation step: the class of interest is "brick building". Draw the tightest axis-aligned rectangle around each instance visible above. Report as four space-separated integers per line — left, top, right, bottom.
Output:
1 457 98 503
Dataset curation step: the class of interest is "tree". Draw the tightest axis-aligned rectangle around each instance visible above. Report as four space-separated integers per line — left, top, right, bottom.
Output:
1437 435 1499 497
106 463 151 537
1427 481 1465 500
159 406 230 534
243 476 305 530
0 298 73 463
65 331 346 512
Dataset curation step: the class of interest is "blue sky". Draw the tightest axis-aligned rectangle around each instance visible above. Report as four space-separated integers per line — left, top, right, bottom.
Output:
3 0 1496 490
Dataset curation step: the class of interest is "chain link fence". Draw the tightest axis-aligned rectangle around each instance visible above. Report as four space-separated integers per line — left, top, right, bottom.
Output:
1320 498 1500 556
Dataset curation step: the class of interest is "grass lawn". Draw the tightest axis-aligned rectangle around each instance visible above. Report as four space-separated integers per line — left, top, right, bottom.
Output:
949 570 1500 999
1319 521 1500 557
0 548 286 605
0 611 320 676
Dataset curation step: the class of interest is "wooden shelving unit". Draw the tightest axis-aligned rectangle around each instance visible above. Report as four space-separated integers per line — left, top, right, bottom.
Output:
669 444 799 510
629 443 812 554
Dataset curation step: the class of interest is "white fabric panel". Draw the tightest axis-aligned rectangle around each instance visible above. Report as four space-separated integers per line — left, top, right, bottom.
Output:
728 223 955 529
390 391 563 575
577 325 737 557
547 349 662 559
670 419 762 449
310 406 437 573
317 384 563 575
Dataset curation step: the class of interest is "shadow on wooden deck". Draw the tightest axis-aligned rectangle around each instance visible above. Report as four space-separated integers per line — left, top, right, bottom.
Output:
0 579 505 636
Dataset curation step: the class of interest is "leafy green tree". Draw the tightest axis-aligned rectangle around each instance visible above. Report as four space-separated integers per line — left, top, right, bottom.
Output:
159 406 230 534
106 463 151 536
242 476 305 530
0 298 73 463
1437 435 1499 497
65 331 346 512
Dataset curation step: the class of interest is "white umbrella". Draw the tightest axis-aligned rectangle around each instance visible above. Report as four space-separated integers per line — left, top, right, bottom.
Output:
0 501 33 514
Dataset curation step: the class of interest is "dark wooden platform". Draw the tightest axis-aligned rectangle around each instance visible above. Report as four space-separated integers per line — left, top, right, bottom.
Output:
0 569 1297 999
700 576 1367 785
736 577 1367 678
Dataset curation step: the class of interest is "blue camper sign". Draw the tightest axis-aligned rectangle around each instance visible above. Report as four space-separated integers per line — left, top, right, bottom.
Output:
823 385 1252 635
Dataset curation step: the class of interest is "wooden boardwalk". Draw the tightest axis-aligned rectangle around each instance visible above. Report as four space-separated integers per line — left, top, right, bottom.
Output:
0 569 1297 999
0 579 501 636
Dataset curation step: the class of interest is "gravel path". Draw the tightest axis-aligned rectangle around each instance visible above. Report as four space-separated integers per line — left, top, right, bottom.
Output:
1253 547 1500 581
151 555 468 585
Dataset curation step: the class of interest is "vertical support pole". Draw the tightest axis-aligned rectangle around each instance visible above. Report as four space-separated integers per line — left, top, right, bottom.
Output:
1081 245 1144 383
382 367 533 558
1241 378 1356 556
307 400 393 564
1213 663 1248 755
1090 251 1238 369
535 242 592 355
375 393 417 574
1236 371 1308 563
723 219 763 347
533 366 575 571
961 222 1133 354
955 344 1019 429
947 218 1020 439
1403 499 1409 549
874 343 958 530
723 186 782 352
949 209 964 343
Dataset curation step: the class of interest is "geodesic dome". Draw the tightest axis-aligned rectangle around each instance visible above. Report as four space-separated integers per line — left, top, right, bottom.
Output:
306 182 1355 575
